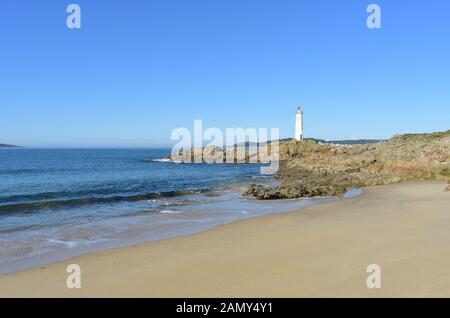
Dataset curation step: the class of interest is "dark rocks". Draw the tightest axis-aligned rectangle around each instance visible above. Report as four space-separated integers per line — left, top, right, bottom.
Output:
245 182 347 200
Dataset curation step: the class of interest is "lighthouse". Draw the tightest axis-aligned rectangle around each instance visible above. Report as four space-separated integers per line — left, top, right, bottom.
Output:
295 106 304 141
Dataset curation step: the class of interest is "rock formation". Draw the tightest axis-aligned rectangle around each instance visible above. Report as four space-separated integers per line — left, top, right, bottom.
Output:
245 130 450 199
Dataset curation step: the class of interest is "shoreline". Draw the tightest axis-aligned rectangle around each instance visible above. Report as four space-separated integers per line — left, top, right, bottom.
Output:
0 180 449 297
0 187 346 276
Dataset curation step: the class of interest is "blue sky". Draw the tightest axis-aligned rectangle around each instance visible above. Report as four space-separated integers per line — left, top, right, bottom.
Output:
1 0 449 147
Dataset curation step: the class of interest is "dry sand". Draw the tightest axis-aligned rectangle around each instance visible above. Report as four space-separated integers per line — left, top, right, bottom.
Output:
0 180 449 297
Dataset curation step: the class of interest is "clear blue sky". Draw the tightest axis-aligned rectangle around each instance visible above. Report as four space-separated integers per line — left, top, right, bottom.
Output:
1 0 449 147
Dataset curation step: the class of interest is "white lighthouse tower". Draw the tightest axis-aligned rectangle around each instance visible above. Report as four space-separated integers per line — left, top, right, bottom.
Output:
295 105 304 141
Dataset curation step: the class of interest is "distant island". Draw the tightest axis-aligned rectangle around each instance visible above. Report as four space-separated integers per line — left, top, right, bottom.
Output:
0 144 19 148
236 138 384 148
305 138 384 145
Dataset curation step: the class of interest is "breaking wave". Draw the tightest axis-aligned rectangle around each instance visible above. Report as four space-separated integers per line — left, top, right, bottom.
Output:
0 189 211 214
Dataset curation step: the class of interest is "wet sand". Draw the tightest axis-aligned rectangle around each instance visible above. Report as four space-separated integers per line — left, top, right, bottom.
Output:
0 180 449 297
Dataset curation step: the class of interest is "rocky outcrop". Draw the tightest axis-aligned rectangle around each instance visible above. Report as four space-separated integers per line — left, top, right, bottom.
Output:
246 130 450 199
168 131 449 199
171 146 275 164
244 182 347 200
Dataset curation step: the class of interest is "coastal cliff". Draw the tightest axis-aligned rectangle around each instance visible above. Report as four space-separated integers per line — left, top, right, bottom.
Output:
246 130 450 199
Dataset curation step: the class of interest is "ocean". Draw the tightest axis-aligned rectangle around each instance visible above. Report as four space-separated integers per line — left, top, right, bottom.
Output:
0 148 356 275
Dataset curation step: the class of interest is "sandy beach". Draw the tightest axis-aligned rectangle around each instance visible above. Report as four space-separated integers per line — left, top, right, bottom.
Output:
0 180 449 297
